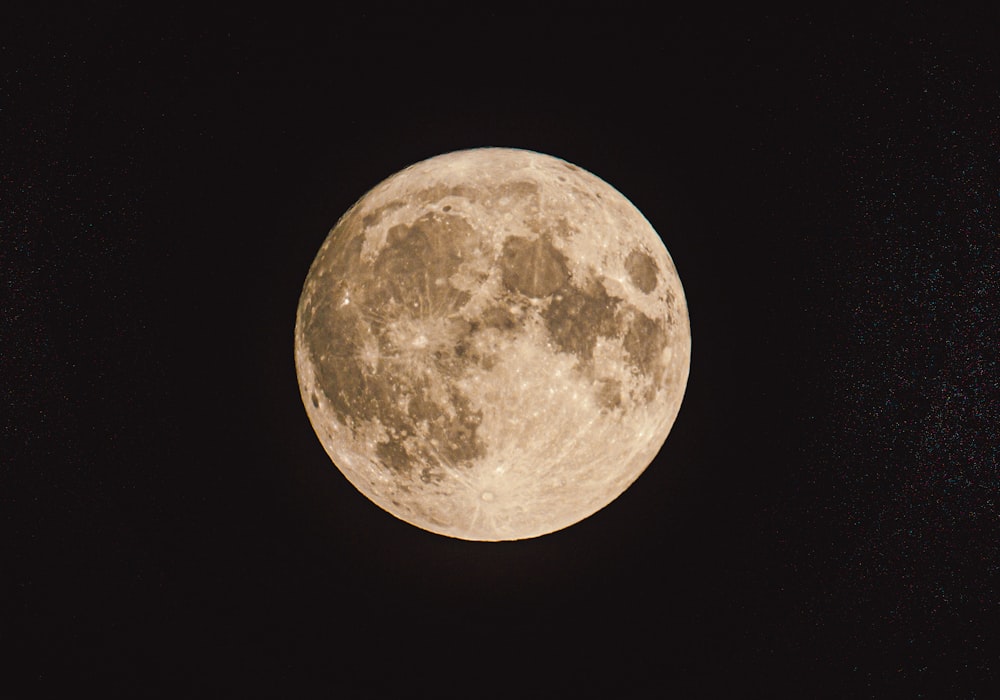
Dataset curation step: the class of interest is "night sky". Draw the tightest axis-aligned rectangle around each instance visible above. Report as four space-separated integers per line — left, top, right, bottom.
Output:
4 6 999 697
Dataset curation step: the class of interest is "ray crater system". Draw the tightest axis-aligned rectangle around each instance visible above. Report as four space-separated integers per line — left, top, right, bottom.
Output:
295 147 691 541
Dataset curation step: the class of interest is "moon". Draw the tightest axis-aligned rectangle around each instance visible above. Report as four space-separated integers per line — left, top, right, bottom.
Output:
295 148 690 541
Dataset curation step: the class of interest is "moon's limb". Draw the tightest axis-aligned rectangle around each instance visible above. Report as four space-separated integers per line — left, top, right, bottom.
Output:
295 148 690 541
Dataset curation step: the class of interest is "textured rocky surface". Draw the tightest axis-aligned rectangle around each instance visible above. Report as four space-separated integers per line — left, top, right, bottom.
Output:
295 148 690 540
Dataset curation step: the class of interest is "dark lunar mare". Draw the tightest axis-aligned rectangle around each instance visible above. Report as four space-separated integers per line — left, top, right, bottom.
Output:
301 188 671 479
302 206 488 477
496 233 670 405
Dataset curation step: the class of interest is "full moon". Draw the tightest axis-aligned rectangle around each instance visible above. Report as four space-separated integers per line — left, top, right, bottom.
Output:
295 148 690 541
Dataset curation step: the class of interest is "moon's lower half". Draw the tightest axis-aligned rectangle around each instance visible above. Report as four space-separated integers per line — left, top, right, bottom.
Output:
295 148 690 541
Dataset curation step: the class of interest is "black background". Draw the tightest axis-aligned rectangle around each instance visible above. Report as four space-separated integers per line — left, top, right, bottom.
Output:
5 5 999 697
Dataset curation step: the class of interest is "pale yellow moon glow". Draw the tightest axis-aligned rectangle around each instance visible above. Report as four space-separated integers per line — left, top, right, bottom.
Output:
295 148 690 541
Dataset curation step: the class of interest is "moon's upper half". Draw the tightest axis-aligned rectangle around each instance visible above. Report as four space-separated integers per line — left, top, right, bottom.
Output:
294 148 690 541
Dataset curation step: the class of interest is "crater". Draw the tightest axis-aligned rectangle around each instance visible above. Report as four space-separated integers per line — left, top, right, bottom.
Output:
420 467 444 484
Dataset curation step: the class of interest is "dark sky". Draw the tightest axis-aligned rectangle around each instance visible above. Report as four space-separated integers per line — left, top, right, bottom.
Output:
4 6 999 696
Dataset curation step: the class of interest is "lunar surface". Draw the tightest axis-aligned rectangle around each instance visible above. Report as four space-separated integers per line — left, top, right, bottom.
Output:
294 148 690 541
